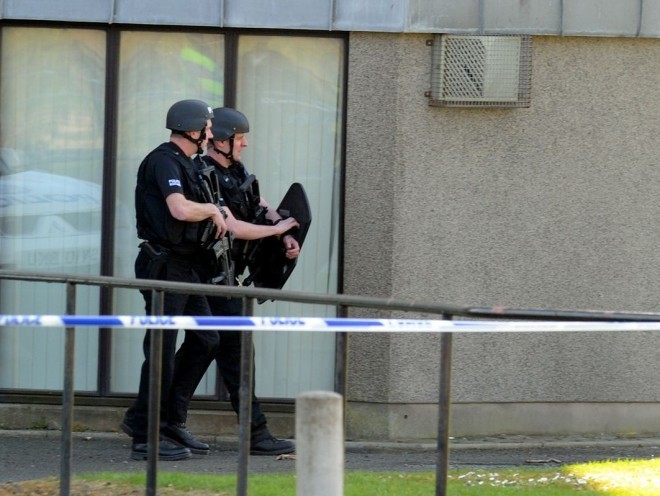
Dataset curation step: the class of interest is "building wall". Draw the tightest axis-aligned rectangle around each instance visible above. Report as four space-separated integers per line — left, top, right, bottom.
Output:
3 4 660 441
4 0 660 37
344 33 660 439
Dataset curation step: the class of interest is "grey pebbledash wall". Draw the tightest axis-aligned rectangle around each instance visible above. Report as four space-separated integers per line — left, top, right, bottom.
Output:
343 32 660 439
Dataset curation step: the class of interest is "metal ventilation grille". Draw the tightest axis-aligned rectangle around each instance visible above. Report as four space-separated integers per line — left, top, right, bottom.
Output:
430 35 532 108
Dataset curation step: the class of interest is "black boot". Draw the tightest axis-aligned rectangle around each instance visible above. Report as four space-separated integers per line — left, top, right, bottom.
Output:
131 438 192 461
162 423 210 455
250 425 295 456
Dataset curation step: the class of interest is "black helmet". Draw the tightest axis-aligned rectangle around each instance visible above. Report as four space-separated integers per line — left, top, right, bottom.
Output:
211 107 250 141
166 99 214 132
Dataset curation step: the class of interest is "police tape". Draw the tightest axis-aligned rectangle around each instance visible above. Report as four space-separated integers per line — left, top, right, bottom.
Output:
2 315 660 333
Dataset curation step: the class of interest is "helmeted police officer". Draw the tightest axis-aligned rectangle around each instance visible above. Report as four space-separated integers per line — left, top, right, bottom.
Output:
196 107 300 455
122 102 300 459
127 99 226 461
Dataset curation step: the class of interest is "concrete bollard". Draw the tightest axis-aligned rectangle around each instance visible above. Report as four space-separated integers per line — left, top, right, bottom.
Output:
296 391 344 496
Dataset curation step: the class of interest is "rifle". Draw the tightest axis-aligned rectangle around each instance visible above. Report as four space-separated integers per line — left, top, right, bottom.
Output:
196 161 235 286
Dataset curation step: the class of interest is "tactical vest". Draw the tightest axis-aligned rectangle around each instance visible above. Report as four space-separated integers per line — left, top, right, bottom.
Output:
207 159 269 275
135 143 211 251
215 161 261 222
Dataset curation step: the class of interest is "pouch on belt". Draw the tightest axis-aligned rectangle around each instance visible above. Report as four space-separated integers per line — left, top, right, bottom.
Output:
139 241 168 279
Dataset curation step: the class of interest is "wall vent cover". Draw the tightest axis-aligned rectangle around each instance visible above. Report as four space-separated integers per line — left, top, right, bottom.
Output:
430 34 532 108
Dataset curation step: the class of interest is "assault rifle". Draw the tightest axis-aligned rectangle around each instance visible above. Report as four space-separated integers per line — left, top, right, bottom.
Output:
197 162 235 286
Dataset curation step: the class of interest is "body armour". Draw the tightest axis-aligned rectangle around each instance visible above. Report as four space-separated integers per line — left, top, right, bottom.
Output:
135 142 210 251
216 161 261 221
203 157 268 274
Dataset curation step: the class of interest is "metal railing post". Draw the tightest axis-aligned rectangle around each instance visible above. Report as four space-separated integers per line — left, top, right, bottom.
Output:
146 290 164 496
334 304 348 397
237 296 255 496
436 315 453 496
60 282 77 496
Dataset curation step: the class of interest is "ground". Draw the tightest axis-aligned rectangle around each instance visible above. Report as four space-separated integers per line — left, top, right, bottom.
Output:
2 431 660 495
0 479 221 495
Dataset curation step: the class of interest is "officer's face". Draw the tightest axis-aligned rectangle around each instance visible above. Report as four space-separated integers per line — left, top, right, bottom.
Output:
231 133 248 160
202 119 213 148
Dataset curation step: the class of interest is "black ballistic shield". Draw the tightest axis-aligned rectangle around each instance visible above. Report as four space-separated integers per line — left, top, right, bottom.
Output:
246 182 312 294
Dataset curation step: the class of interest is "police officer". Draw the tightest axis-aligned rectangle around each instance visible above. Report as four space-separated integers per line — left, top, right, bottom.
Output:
128 99 226 461
123 102 299 459
199 107 300 455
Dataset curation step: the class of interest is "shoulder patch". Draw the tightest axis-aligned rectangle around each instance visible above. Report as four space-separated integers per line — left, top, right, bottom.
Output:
168 179 182 187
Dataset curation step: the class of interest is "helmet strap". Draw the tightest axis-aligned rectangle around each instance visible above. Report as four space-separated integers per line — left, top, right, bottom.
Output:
212 136 238 164
173 129 205 155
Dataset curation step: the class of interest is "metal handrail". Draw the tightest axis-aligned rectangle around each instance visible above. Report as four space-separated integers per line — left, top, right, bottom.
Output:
5 269 660 321
3 268 660 496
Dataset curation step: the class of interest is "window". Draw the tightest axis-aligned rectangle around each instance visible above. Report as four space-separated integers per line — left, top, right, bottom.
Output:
237 35 343 397
111 31 225 393
0 26 345 401
0 27 106 390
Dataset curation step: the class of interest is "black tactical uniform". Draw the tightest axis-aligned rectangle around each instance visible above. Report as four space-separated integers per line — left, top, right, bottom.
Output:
168 106 294 456
130 140 220 458
193 156 269 430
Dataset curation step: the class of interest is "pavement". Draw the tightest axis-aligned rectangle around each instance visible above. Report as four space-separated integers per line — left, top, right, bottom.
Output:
1 429 660 484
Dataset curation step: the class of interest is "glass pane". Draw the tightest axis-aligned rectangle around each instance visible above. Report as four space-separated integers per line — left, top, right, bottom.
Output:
237 36 344 397
111 31 225 394
0 27 105 391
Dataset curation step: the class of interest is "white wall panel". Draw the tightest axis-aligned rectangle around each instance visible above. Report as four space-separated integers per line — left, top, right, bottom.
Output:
4 0 112 22
2 0 659 38
484 0 562 34
334 0 405 31
408 0 481 33
225 0 331 29
563 0 641 36
114 0 222 26
640 0 660 37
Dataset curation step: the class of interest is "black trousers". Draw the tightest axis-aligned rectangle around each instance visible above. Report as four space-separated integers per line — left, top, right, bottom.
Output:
130 249 220 444
210 296 267 430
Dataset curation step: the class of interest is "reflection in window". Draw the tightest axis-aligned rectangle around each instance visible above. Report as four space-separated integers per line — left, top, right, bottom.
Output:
0 27 105 390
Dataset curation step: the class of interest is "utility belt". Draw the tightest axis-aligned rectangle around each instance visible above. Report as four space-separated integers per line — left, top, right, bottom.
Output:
139 241 201 278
